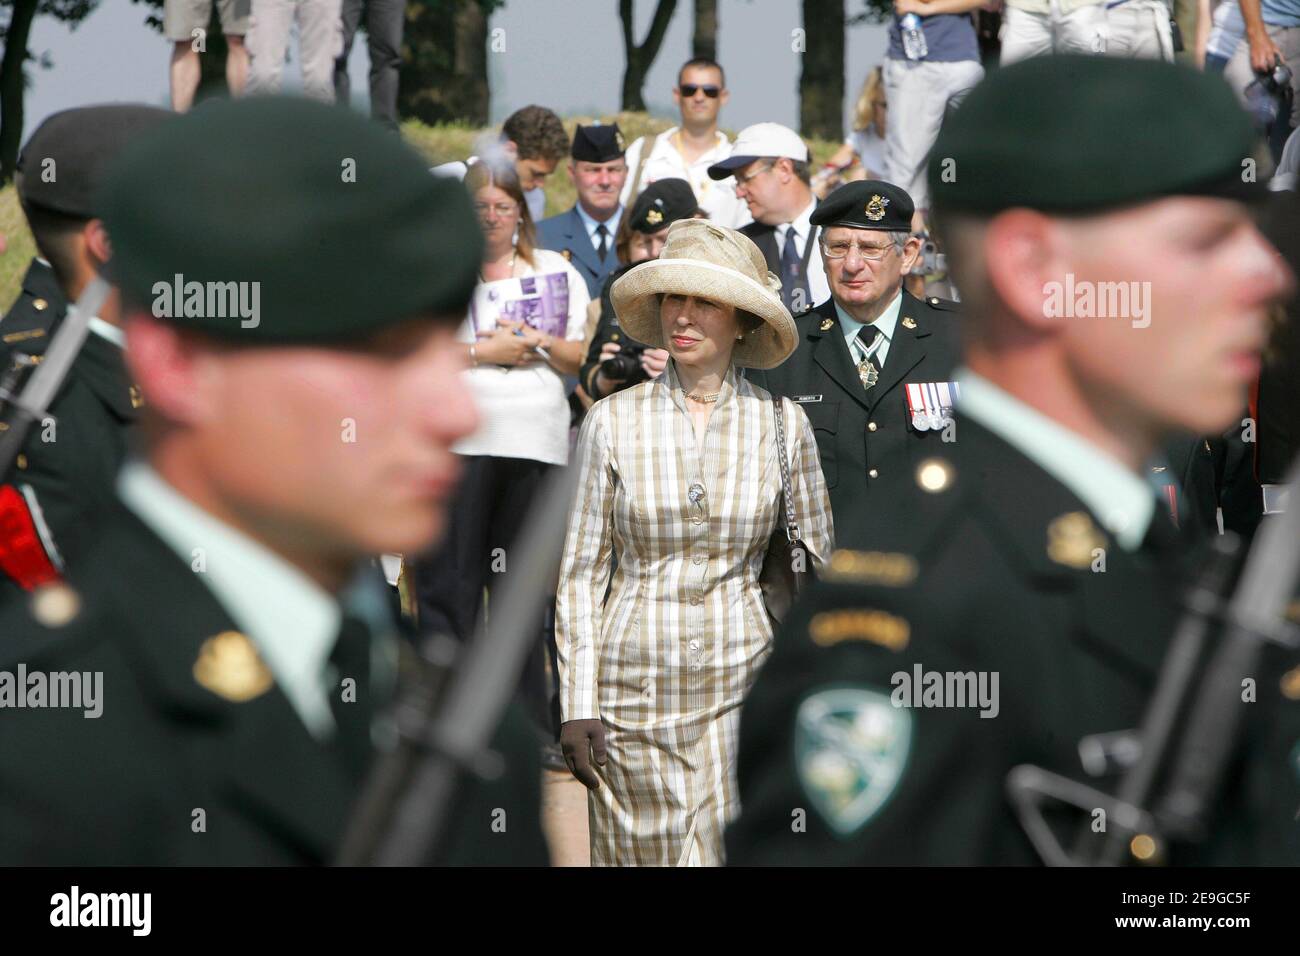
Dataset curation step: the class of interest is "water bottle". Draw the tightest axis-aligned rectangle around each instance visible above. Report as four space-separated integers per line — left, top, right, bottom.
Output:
901 13 928 61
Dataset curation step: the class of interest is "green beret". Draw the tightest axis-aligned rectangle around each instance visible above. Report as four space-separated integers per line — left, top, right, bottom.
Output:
17 105 173 218
810 180 914 233
928 55 1261 215
101 97 482 343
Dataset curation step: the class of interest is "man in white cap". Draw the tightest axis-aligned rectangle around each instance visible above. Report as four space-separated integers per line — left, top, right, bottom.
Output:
708 123 828 315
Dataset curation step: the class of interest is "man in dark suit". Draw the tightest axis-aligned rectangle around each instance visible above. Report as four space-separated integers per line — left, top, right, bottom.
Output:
747 180 961 524
728 56 1299 865
0 97 548 866
536 123 627 299
0 106 172 607
707 122 826 315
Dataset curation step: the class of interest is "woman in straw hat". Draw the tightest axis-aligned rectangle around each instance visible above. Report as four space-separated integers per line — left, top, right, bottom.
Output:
555 219 834 866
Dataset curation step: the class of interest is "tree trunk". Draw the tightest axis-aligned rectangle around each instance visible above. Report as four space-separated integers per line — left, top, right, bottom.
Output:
195 5 231 104
0 0 40 184
619 0 679 112
453 0 489 126
693 0 717 61
399 0 490 125
798 0 845 142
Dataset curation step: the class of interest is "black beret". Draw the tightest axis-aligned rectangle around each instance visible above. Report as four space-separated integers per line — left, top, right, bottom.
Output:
100 96 483 343
628 178 697 233
17 104 173 218
928 55 1262 215
572 123 626 163
810 180 915 232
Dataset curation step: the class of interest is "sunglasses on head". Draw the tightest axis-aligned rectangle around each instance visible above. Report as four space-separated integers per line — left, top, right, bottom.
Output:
679 84 721 98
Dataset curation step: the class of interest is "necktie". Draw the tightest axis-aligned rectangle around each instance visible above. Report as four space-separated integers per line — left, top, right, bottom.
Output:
856 325 883 390
595 223 609 262
328 612 374 780
779 227 809 312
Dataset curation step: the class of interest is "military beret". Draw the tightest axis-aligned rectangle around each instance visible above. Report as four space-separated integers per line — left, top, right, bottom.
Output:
628 178 698 233
17 105 173 218
928 55 1261 215
572 123 626 163
811 180 914 233
100 97 482 343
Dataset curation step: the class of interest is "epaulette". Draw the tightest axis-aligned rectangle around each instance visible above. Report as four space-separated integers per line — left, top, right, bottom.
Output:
922 295 962 312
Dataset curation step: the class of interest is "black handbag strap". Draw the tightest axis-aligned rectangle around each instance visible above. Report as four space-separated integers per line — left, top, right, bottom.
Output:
771 397 801 543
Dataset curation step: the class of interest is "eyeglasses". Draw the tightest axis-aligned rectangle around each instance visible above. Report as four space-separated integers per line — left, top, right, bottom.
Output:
679 84 721 98
734 161 775 188
821 239 897 260
474 202 517 217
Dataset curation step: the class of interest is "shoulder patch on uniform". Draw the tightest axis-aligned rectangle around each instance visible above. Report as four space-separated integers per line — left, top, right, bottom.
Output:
795 687 912 836
810 609 910 651
824 549 918 587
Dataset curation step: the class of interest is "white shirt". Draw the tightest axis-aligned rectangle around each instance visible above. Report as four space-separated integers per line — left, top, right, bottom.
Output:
955 369 1155 550
620 127 752 228
847 126 887 179
574 202 623 251
117 462 342 738
834 290 902 368
455 247 591 465
776 198 830 308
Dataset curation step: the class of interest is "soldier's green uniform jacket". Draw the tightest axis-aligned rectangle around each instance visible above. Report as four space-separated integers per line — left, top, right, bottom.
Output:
725 414 1300 865
0 318 139 604
0 256 65 349
0 501 549 866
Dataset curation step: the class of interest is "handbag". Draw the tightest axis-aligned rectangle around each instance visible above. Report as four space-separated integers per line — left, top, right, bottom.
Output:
759 397 813 623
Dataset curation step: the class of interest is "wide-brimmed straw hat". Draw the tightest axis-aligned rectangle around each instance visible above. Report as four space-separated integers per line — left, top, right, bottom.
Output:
610 219 797 370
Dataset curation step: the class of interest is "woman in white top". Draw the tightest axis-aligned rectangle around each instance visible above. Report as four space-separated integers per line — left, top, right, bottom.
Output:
412 162 590 707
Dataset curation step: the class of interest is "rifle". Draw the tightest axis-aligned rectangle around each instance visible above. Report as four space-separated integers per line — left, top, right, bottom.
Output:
1008 452 1300 866
336 463 577 866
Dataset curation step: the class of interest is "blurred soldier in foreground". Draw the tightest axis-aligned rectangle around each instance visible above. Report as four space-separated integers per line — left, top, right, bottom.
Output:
0 106 171 606
0 98 547 865
727 55 1296 865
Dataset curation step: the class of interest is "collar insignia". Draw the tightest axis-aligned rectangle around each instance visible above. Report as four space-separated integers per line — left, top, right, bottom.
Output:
1047 512 1106 569
901 316 917 330
193 631 274 703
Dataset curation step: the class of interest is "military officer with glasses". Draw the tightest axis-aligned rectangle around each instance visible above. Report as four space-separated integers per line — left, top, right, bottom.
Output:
746 180 961 524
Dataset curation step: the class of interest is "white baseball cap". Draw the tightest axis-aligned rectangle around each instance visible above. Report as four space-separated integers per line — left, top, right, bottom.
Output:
708 123 810 180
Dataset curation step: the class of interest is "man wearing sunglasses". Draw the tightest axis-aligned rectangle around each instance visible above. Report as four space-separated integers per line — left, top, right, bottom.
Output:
745 180 961 524
619 58 751 228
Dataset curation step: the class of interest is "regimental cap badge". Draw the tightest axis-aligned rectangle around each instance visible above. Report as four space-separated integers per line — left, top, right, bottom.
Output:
646 208 664 225
615 129 626 152
1046 511 1107 569
865 194 890 221
193 630 274 703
